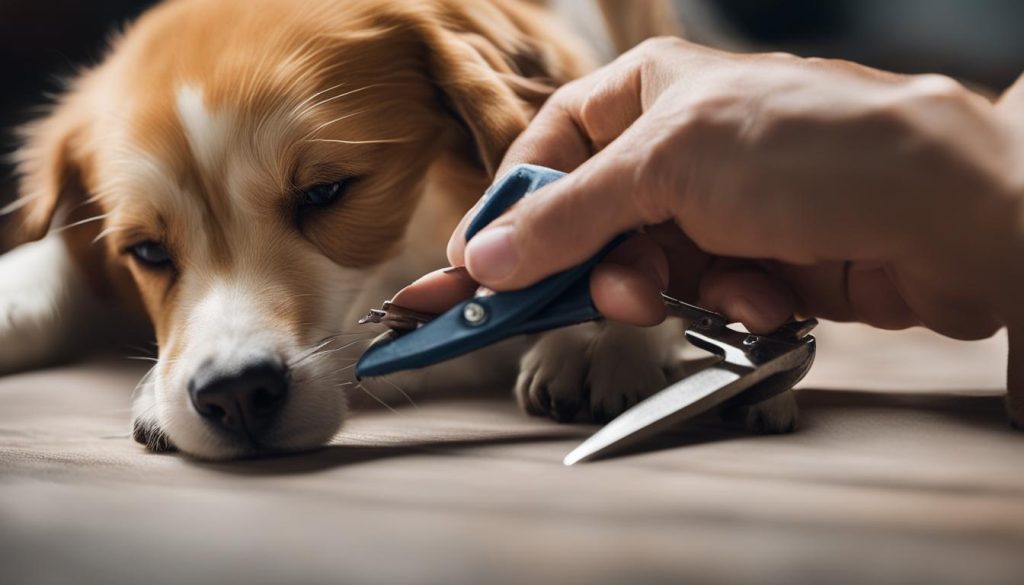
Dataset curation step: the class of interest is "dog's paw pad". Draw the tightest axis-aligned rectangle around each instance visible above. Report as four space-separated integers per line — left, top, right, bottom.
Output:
515 337 589 422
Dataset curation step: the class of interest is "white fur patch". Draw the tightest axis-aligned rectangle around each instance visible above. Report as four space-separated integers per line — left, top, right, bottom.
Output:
175 85 231 173
0 236 92 373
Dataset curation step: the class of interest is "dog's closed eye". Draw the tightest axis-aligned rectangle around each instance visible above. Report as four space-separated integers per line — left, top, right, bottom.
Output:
300 179 351 209
129 241 173 269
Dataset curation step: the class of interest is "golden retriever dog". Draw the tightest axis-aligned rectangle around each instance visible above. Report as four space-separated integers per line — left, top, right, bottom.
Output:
0 0 795 459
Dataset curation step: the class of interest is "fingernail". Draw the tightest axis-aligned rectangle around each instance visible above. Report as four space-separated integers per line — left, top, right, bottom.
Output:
722 297 762 330
723 295 791 334
441 265 477 286
465 226 518 284
443 266 468 276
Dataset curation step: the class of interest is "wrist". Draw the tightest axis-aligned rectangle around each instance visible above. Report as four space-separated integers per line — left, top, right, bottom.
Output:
989 160 1024 325
945 105 1024 325
1001 186 1024 323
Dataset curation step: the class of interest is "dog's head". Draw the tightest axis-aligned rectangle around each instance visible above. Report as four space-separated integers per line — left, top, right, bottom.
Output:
6 0 588 458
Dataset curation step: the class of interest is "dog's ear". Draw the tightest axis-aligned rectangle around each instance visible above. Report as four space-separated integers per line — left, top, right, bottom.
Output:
2 96 90 255
407 2 590 176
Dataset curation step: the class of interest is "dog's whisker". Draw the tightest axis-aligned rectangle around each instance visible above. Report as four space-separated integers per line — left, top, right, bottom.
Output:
124 344 158 356
295 339 373 369
129 365 158 401
125 356 159 363
354 382 400 415
290 81 347 114
378 376 418 410
326 329 376 337
289 336 341 366
289 334 367 368
295 83 388 118
129 400 160 422
289 329 372 361
0 196 32 216
302 108 370 140
101 433 133 440
293 75 420 121
92 225 129 244
305 344 364 362
327 337 374 351
48 213 111 235
304 137 414 145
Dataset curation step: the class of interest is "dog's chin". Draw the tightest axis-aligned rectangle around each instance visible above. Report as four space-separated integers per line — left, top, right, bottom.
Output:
156 413 346 461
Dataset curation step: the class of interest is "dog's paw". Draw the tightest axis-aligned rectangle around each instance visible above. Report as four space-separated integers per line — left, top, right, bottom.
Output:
515 322 678 423
722 390 799 434
0 236 105 375
515 326 592 421
0 238 74 374
584 326 670 422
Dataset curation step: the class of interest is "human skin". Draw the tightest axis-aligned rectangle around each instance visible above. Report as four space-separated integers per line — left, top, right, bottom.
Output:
394 38 1024 425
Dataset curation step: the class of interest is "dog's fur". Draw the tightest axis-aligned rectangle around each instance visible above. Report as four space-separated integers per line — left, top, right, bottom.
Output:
0 0 796 459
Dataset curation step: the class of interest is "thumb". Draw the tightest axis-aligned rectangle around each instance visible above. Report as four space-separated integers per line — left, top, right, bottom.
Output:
463 122 675 290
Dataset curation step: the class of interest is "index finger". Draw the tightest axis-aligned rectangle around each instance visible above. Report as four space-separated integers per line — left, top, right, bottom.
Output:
389 267 479 315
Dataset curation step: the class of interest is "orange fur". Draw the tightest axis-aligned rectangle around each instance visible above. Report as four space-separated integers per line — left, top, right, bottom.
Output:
15 0 590 341
5 0 592 458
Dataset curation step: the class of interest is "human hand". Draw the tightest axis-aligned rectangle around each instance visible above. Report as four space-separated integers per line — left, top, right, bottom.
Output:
394 38 1024 422
405 38 1021 331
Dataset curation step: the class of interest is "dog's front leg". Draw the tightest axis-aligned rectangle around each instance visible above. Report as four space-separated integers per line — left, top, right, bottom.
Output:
0 235 101 374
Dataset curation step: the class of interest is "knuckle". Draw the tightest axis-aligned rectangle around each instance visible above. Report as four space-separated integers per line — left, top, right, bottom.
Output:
627 37 687 75
543 75 593 115
578 91 603 141
578 69 636 144
877 74 972 123
578 75 616 121
546 80 581 110
906 74 968 102
760 50 802 64
636 36 685 55
632 132 687 224
868 74 981 153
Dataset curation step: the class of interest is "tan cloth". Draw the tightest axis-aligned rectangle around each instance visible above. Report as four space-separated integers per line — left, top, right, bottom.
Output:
1 322 1021 584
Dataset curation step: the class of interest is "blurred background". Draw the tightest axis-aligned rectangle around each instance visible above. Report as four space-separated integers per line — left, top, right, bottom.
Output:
2 0 1024 209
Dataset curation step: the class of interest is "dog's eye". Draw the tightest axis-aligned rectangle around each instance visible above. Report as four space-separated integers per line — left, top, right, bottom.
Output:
301 179 349 208
130 242 172 268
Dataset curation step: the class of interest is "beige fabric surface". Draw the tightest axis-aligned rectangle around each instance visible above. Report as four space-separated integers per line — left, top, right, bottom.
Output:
1 322 1022 584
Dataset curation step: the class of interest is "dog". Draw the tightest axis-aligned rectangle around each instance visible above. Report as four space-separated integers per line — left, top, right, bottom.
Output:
0 0 797 459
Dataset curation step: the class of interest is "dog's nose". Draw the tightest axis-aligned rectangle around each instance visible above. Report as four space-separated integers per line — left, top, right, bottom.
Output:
188 361 289 440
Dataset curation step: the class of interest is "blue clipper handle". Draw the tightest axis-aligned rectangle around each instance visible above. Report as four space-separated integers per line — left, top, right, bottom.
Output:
356 165 619 378
464 164 563 239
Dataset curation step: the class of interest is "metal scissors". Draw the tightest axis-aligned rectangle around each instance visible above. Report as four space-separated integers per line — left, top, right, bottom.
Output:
356 164 818 464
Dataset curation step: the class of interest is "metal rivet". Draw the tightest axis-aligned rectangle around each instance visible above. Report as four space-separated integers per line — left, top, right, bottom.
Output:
743 335 758 345
696 317 713 329
463 302 488 326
